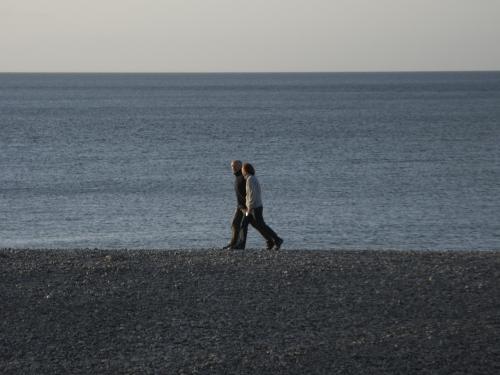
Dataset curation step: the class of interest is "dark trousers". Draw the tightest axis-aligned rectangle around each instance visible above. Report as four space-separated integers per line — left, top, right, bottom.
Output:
229 208 248 249
240 207 280 247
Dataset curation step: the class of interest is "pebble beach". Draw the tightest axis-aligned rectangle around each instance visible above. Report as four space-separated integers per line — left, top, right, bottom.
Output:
1 249 499 374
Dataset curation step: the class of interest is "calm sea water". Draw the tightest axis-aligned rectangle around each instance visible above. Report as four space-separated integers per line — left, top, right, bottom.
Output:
1 72 499 250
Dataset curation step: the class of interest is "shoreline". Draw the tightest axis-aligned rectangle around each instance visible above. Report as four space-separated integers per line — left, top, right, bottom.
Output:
2 247 499 252
2 249 499 374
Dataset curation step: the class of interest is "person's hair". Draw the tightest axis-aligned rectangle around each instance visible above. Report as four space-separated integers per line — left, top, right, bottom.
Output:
242 163 255 175
231 160 242 167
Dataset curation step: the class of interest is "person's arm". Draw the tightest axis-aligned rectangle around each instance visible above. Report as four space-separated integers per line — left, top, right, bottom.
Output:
238 183 246 210
246 177 254 215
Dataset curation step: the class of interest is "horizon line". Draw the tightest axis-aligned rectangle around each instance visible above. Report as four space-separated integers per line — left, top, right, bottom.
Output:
1 69 499 75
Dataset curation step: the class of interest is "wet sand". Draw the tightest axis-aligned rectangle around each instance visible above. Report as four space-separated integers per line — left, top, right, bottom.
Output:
1 249 499 374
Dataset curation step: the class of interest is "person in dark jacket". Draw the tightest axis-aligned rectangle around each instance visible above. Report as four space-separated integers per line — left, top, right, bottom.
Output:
222 160 248 249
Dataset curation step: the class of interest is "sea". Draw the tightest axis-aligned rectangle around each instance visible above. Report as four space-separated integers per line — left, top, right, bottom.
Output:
1 72 499 250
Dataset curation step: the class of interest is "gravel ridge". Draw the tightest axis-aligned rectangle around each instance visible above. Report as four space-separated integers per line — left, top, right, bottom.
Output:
1 248 499 374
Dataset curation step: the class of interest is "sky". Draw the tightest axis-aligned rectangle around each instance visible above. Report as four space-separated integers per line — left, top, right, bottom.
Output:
1 0 499 72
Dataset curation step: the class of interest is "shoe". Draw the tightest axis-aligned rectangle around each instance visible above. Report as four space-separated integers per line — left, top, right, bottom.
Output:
266 241 274 250
222 244 234 250
273 238 283 250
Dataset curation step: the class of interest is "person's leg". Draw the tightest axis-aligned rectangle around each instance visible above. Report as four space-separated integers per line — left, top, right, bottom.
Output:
234 209 248 249
224 208 244 248
249 207 279 249
244 211 272 249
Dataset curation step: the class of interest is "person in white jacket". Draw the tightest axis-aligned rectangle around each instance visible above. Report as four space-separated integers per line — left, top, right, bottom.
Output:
240 162 283 250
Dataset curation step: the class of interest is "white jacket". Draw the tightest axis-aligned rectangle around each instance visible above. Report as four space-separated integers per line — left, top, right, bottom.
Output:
245 175 263 210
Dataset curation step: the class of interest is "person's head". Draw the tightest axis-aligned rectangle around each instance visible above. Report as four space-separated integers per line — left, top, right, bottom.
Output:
242 162 255 177
231 160 242 174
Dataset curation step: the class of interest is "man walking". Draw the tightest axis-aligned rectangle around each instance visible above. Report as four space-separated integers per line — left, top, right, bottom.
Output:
240 162 283 250
222 160 248 250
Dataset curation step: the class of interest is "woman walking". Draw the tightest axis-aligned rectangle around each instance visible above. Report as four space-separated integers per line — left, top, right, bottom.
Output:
241 162 283 250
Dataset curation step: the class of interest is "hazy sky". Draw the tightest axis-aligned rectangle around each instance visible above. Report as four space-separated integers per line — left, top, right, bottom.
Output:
1 0 499 72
